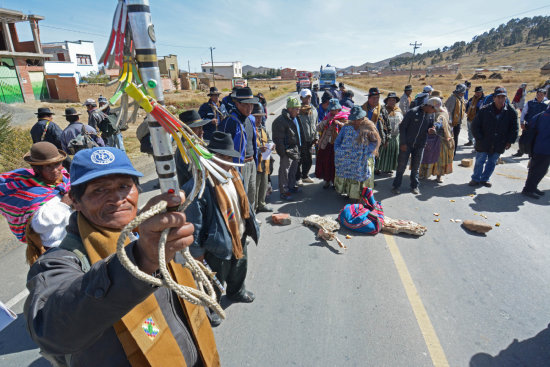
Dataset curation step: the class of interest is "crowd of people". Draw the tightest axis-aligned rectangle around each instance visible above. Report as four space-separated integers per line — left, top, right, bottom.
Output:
0 77 549 365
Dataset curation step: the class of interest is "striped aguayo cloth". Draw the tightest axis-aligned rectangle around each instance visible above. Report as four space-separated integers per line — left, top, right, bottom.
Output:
0 168 70 242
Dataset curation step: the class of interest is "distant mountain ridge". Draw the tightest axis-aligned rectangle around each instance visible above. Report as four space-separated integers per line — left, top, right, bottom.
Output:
337 52 414 73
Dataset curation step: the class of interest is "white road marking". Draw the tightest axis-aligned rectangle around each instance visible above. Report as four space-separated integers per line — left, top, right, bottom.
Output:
5 288 29 309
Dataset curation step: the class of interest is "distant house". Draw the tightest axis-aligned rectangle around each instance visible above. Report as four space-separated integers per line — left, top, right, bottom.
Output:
201 61 242 79
158 54 179 81
0 7 51 103
281 68 296 80
541 62 550 75
42 40 98 82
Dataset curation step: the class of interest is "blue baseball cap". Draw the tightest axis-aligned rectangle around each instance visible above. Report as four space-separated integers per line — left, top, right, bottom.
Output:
70 147 143 186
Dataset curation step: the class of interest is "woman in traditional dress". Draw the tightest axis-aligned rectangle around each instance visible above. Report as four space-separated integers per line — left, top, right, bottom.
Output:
334 105 380 199
377 92 403 173
315 98 347 189
419 97 454 182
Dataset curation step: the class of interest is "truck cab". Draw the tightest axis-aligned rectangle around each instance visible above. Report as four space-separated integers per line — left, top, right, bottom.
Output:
319 65 336 90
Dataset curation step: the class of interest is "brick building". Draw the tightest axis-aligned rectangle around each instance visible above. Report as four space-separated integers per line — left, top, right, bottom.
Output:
281 68 296 80
0 7 50 103
158 54 179 82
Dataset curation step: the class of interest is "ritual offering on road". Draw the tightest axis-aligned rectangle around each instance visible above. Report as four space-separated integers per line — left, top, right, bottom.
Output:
462 220 493 234
460 158 473 167
272 213 291 226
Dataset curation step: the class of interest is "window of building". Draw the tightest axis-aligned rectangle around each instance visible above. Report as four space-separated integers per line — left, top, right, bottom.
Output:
76 54 92 65
170 64 175 70
57 53 65 61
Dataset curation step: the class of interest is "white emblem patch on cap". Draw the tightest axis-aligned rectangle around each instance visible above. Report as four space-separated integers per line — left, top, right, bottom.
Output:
91 149 115 165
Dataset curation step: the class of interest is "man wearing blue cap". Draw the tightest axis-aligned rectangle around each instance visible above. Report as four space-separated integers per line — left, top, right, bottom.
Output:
24 147 220 366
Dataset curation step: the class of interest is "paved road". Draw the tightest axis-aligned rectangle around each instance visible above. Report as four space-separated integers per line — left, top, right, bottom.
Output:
1 86 550 366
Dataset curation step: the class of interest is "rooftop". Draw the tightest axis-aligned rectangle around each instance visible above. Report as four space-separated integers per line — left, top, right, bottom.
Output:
0 8 44 22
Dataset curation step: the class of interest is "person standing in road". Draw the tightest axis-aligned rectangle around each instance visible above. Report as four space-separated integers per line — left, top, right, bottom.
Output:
272 97 303 200
253 104 273 212
512 82 527 112
399 85 413 114
83 98 103 131
521 106 550 198
198 87 223 141
311 84 320 108
98 96 125 151
513 88 548 157
30 107 63 150
464 86 485 147
445 84 467 155
317 91 332 122
60 108 104 154
183 132 260 327
469 87 518 188
362 87 391 175
296 89 318 185
340 90 355 109
218 87 259 210
378 92 403 174
391 99 437 195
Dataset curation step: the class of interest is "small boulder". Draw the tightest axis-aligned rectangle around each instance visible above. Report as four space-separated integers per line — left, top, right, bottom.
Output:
462 220 492 234
461 158 473 167
272 213 291 225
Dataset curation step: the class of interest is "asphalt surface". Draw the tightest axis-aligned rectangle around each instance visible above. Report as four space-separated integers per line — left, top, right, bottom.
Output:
1 86 550 366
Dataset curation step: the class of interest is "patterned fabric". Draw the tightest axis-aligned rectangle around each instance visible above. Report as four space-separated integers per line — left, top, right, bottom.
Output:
376 135 400 172
0 168 70 242
338 188 384 234
334 125 378 182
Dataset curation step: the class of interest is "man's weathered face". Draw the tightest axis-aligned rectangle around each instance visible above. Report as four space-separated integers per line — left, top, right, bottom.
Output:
288 107 300 118
301 96 311 106
253 114 263 126
536 91 546 102
236 101 253 116
475 91 483 98
34 162 63 185
458 92 465 98
72 174 139 230
494 95 506 109
368 95 379 106
215 153 233 171
210 95 219 103
191 126 203 139
405 90 412 96
386 98 397 108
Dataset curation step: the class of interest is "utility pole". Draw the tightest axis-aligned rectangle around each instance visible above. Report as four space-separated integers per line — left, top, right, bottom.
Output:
408 41 422 83
188 60 191 73
210 46 216 87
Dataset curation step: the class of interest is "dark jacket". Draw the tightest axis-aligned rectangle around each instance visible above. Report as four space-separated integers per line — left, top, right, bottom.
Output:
398 106 434 148
524 99 548 125
472 103 518 154
530 108 550 155
30 119 63 149
311 91 320 108
60 122 105 153
272 109 301 158
198 101 221 141
182 178 259 260
340 97 354 109
218 109 258 166
23 213 200 367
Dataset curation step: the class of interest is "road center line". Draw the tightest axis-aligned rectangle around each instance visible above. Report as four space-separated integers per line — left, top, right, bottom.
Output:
5 288 29 309
384 234 450 367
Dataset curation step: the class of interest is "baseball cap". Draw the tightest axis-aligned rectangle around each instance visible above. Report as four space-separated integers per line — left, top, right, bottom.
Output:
494 87 507 96
423 85 434 93
83 98 96 106
299 89 312 98
70 147 143 186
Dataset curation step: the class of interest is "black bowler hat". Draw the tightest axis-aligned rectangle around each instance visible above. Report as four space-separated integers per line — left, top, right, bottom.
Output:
474 86 483 93
321 91 332 103
384 92 400 104
63 107 81 116
207 131 241 158
231 87 258 103
252 103 266 116
35 107 55 116
207 87 221 96
404 85 413 91
367 87 381 97
179 110 211 128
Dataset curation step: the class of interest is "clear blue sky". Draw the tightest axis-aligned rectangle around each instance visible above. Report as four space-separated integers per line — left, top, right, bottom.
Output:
2 0 549 71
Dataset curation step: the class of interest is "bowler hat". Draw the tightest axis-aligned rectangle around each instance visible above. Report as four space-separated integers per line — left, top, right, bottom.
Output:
367 87 380 97
207 131 241 158
321 91 332 103
207 87 221 96
383 92 400 104
23 142 67 166
404 85 413 91
35 107 55 116
348 105 366 121
252 103 266 116
454 84 467 94
232 87 258 103
70 147 143 186
63 107 81 116
474 86 483 93
179 110 211 128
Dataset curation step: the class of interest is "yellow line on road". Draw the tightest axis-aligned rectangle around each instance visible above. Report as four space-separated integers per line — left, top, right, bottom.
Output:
384 234 450 367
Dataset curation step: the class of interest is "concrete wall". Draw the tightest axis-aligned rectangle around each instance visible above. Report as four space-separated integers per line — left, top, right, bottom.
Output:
201 62 242 79
14 58 45 102
67 41 98 80
44 61 77 76
158 54 179 81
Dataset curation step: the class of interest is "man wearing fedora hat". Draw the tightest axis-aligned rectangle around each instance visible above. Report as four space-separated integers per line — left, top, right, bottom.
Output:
30 107 63 151
445 84 467 155
60 107 104 154
198 87 224 141
182 131 259 326
465 86 485 147
218 86 259 209
175 110 213 186
362 87 391 174
399 85 413 114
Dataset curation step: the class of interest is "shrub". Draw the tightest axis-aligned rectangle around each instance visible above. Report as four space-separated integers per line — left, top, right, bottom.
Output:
0 114 32 172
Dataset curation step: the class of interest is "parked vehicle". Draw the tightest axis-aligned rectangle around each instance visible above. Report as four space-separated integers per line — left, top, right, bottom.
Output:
234 79 248 88
319 65 336 90
296 71 312 92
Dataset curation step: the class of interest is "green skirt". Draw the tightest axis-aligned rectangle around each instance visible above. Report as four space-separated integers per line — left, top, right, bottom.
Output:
334 157 374 199
375 135 399 172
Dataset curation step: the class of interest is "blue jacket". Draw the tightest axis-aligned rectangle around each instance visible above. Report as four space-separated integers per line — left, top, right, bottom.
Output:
197 101 221 141
182 178 259 260
340 97 354 109
524 99 548 125
221 95 235 114
399 106 435 148
30 119 63 149
530 107 550 155
218 109 258 166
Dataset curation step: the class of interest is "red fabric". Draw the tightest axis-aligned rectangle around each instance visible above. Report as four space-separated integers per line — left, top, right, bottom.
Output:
315 143 335 182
